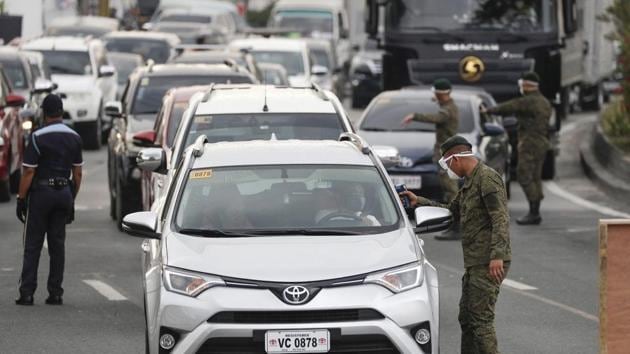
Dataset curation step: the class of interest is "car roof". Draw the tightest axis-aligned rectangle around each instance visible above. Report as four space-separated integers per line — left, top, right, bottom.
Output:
195 84 337 114
192 140 373 168
229 38 308 52
136 63 252 77
167 85 213 102
21 36 93 51
174 50 245 61
273 0 344 11
160 7 226 16
47 16 119 30
404 84 491 94
158 0 238 12
0 46 22 60
375 89 480 101
103 31 180 44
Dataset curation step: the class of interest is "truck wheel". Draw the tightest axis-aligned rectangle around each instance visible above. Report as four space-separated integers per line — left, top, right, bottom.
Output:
77 115 102 150
556 87 570 121
542 150 555 180
0 179 10 202
580 84 603 112
9 169 20 194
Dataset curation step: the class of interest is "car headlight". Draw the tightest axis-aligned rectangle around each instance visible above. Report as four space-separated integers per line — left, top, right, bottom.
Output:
364 263 423 293
163 266 225 297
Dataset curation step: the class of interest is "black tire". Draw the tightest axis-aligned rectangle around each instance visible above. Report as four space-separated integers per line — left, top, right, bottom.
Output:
108 151 117 220
115 177 137 231
542 150 555 180
351 90 366 109
0 179 10 202
9 169 20 194
580 84 603 112
556 87 570 121
77 116 102 151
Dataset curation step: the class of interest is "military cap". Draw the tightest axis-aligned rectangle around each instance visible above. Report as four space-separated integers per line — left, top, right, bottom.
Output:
440 135 473 156
432 78 452 93
520 71 540 84
41 94 64 117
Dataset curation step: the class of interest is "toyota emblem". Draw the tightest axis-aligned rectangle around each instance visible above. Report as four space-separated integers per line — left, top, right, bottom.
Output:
282 285 310 305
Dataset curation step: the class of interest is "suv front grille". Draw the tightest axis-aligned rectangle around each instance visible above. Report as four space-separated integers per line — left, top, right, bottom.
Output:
196 334 400 354
208 309 384 324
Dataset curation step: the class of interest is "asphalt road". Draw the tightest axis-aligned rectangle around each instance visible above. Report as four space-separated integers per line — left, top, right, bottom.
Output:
0 107 618 353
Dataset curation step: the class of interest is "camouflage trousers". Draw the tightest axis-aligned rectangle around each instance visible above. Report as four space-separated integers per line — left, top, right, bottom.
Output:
517 143 547 202
438 169 459 202
459 264 509 354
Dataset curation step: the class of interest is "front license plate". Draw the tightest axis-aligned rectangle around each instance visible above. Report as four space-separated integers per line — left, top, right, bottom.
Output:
391 175 422 189
265 329 330 353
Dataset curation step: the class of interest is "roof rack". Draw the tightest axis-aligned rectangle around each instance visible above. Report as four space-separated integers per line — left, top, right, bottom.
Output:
192 134 209 157
310 82 329 101
201 83 216 102
339 132 370 155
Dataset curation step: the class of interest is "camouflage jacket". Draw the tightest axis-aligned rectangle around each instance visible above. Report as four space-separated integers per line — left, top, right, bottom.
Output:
487 91 552 149
413 99 459 161
418 162 511 267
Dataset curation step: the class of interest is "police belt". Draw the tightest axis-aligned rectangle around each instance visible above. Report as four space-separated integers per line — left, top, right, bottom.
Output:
36 177 69 188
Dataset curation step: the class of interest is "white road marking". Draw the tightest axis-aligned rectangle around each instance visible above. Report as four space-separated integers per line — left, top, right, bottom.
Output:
83 279 128 301
544 181 630 219
436 263 597 323
1 267 14 272
501 279 538 291
75 205 106 211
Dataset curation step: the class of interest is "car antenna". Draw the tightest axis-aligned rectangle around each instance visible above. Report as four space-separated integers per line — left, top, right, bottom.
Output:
262 71 269 112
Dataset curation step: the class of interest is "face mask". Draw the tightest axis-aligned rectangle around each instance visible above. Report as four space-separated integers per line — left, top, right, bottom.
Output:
439 152 475 180
518 79 525 95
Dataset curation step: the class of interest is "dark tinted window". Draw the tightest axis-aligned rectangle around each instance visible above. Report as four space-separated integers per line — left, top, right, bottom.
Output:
39 50 92 76
311 48 331 69
251 51 304 76
0 59 27 89
108 56 141 85
160 15 212 23
360 95 475 133
106 39 171 63
167 102 188 147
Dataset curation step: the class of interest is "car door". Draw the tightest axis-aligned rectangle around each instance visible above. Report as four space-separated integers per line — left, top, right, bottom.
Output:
94 44 117 107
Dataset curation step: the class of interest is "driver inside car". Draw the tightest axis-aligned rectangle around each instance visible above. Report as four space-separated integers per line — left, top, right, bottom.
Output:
314 183 381 227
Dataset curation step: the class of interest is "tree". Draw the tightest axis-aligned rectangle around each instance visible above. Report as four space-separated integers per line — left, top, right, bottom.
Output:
601 0 630 115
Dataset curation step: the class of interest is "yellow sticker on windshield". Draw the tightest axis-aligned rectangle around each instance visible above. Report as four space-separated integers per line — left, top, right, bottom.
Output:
140 77 150 86
190 169 213 179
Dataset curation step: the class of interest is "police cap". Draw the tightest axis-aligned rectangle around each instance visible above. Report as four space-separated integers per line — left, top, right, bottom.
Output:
520 71 540 83
440 135 473 156
41 94 64 117
432 78 452 93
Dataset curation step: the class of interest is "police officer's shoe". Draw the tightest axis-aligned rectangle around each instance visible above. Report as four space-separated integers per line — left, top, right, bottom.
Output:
45 295 63 305
15 295 34 306
516 202 542 225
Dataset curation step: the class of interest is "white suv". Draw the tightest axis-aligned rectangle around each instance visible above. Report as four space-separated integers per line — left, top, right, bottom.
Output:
22 36 117 149
138 84 355 211
123 135 448 354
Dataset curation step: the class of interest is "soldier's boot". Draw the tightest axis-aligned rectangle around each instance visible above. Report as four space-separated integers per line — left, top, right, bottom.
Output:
516 201 542 225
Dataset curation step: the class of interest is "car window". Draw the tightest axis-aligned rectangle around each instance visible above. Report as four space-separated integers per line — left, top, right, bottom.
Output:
311 48 331 69
360 96 475 133
272 10 334 36
175 165 399 233
166 102 189 147
38 50 92 76
0 59 28 89
184 113 344 147
160 14 212 23
108 57 142 85
251 51 305 76
106 39 171 63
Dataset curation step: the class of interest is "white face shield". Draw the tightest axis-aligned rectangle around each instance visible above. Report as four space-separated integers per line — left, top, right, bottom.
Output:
438 152 475 170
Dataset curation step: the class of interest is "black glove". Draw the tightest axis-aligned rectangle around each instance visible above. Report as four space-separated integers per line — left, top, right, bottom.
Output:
16 198 27 223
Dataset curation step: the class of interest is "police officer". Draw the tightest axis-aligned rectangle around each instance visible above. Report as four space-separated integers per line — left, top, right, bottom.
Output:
402 78 460 240
484 72 552 225
15 94 83 306
400 135 511 354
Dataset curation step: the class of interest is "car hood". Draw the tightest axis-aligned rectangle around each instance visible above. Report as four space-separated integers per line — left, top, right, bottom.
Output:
166 229 419 282
360 130 436 165
288 75 311 87
51 74 96 93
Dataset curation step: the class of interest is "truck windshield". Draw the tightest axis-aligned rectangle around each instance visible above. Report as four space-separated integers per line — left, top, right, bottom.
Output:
390 0 556 33
272 10 334 37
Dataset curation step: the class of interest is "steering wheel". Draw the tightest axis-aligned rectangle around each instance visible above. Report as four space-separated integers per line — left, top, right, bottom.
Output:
316 211 363 225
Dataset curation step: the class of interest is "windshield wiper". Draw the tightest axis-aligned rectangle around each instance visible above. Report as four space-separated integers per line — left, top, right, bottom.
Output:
178 228 258 238
244 229 362 236
361 127 388 132
49 65 79 75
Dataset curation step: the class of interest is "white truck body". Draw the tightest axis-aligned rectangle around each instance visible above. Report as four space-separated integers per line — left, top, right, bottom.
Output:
3 0 77 40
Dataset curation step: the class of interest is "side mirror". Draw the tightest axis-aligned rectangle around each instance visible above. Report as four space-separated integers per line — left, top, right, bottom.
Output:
482 122 506 137
99 65 116 78
373 145 401 168
311 65 329 76
414 206 453 234
122 211 160 239
132 130 157 147
31 79 58 94
104 101 123 118
502 116 518 130
6 94 26 107
142 22 153 31
136 147 166 174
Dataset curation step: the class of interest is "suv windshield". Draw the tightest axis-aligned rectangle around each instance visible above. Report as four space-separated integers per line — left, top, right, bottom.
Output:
251 51 304 76
39 50 92 76
185 113 343 146
106 39 171 63
272 10 334 36
175 165 399 234
0 59 28 89
360 95 475 132
390 0 556 33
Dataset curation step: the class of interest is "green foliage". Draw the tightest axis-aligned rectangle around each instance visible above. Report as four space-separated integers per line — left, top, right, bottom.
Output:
246 2 275 28
601 1 630 114
601 99 630 153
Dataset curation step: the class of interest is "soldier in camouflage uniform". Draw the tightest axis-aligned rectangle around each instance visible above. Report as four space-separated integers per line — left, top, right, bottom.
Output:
485 72 552 225
402 78 460 203
400 135 511 354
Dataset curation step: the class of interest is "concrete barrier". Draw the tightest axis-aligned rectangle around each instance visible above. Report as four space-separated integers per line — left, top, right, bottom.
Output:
599 219 630 354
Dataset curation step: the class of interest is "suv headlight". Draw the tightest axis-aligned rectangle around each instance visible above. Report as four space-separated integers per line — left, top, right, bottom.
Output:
364 263 423 293
163 266 225 297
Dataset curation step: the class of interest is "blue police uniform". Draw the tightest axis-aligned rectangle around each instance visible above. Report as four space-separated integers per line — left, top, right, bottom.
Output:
18 120 83 300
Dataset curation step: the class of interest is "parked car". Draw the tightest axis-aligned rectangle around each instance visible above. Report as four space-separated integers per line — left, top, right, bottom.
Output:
306 38 344 99
258 62 290 86
106 52 144 99
105 63 257 228
103 31 180 64
22 36 118 149
45 16 120 38
229 37 315 87
170 47 263 81
123 135 447 354
145 0 247 34
0 47 35 102
149 8 237 45
357 88 511 201
138 83 357 213
349 44 383 108
0 70 25 201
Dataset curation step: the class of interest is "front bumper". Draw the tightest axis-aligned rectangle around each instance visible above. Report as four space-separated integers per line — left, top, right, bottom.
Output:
149 279 438 354
61 93 100 124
